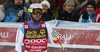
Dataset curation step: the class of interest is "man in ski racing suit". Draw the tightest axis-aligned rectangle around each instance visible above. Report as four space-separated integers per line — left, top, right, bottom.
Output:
15 3 57 52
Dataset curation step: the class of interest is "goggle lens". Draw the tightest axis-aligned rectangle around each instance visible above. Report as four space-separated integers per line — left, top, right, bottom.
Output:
28 8 43 15
33 9 43 15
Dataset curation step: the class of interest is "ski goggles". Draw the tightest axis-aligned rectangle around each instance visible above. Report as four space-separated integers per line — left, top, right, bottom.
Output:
28 8 43 15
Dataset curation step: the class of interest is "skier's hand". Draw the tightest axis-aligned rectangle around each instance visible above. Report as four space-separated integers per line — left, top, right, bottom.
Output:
51 30 60 40
51 35 59 40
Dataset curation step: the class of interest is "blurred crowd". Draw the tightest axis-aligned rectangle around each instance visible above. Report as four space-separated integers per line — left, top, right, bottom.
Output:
0 0 100 23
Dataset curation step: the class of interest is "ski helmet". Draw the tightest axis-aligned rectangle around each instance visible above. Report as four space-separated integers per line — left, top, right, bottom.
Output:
28 3 43 22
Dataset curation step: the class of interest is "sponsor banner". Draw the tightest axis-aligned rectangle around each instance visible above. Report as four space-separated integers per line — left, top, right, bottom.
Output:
0 27 100 46
53 28 100 46
0 20 100 46
0 27 17 42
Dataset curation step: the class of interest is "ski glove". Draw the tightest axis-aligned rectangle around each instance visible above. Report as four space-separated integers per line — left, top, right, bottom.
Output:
51 30 59 40
82 9 89 20
14 10 24 22
14 7 28 22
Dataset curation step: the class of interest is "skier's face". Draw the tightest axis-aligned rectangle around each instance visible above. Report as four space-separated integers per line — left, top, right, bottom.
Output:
32 13 42 22
86 5 95 13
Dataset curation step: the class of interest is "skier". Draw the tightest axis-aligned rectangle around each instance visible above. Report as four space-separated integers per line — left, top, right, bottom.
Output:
15 3 57 52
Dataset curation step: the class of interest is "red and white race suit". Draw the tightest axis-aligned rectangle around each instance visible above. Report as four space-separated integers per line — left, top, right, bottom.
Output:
15 21 56 52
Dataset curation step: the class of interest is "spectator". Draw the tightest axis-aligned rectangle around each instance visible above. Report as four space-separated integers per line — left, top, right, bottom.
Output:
94 8 100 23
75 0 81 9
94 0 100 9
41 0 54 21
29 0 42 4
3 0 30 22
79 0 98 14
0 0 10 22
25 0 29 3
51 0 64 10
0 0 10 4
47 0 53 4
3 0 12 10
77 0 88 14
79 1 96 23
57 0 80 22
65 0 81 10
65 0 82 14
0 5 5 21
50 0 64 19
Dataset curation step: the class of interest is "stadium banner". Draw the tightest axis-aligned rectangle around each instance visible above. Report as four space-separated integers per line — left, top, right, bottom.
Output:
0 20 100 49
